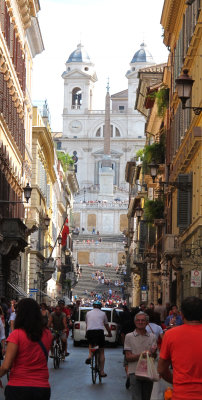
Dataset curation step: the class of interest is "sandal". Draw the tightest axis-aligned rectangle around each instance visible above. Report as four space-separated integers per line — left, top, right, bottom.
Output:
100 373 107 377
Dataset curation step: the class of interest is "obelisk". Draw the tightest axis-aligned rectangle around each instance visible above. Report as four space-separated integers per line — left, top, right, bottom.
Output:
98 80 114 198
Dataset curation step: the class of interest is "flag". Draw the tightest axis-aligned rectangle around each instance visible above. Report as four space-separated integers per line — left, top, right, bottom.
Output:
61 218 69 247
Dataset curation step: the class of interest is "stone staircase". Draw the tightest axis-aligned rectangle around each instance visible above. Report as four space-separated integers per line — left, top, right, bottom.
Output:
72 264 124 299
72 233 126 243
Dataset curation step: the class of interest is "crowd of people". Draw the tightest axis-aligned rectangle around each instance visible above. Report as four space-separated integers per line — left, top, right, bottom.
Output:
0 295 201 400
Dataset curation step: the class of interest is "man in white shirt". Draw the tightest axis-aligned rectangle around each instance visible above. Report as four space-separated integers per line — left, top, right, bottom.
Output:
85 301 111 377
124 312 157 400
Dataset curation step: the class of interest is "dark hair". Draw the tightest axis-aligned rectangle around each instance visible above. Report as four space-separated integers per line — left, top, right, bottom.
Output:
157 298 162 305
14 298 44 341
181 296 202 321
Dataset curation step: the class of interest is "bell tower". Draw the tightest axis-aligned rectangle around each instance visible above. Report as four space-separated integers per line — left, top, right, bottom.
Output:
62 43 98 135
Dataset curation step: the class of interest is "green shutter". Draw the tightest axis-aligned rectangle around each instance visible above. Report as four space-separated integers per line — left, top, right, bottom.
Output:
177 173 192 232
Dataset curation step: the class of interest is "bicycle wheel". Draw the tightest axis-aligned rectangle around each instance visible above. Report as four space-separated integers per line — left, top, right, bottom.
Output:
91 352 97 384
53 345 60 369
98 353 102 383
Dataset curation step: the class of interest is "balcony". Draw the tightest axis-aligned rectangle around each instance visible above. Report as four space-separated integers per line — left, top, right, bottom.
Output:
163 235 181 258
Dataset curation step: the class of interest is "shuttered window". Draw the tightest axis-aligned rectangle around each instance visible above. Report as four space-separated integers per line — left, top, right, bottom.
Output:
177 173 192 232
139 221 148 254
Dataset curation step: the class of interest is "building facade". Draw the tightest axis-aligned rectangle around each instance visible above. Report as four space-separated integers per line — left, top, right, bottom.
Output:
54 42 155 268
125 0 202 307
0 0 44 298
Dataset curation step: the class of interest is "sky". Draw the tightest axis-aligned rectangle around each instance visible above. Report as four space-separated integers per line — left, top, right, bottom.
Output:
32 0 168 132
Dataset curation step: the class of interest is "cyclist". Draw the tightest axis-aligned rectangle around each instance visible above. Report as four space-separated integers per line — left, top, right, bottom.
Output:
85 300 112 377
48 305 67 358
58 300 72 356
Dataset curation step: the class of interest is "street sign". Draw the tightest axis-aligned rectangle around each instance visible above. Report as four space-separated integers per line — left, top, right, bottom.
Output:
29 289 38 292
141 291 147 302
191 270 201 287
141 285 148 291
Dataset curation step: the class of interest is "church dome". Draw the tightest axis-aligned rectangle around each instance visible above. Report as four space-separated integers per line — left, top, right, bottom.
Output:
66 43 91 63
131 42 153 63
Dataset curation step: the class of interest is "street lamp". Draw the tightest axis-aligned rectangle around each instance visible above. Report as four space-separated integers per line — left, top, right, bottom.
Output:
0 183 32 204
148 162 191 191
135 205 144 221
44 214 51 229
58 235 62 246
148 161 158 183
175 69 202 115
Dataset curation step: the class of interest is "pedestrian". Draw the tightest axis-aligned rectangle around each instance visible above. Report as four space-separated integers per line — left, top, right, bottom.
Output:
0 298 52 400
164 304 183 327
124 311 157 400
41 303 50 328
120 306 135 389
158 296 202 400
145 309 164 341
154 298 166 323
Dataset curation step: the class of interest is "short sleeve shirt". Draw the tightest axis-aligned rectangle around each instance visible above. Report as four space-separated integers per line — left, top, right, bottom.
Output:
86 309 108 331
124 330 157 374
7 328 52 387
146 323 163 340
160 324 202 400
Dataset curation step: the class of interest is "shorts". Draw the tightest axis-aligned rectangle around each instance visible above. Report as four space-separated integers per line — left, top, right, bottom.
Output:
86 330 105 348
5 386 50 400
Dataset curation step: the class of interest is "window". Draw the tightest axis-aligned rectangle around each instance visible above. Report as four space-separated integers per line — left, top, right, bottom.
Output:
72 87 82 109
177 173 192 233
57 142 61 150
115 128 120 137
119 106 124 111
96 128 101 137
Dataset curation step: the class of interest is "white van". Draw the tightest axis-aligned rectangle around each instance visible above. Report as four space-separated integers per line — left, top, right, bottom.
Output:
73 307 123 346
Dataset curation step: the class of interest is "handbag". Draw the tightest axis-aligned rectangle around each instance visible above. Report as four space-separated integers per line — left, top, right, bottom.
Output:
135 352 159 382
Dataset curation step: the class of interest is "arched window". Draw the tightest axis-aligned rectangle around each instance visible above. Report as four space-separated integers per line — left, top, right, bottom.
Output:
72 87 82 109
95 125 121 138
115 128 120 137
96 128 101 137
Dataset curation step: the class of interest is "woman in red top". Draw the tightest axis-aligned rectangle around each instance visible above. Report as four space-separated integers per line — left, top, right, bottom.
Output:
0 298 52 400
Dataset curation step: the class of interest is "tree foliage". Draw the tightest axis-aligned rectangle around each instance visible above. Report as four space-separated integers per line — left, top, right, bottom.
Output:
57 151 74 171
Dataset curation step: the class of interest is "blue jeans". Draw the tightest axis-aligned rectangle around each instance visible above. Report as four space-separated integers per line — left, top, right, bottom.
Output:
130 374 153 400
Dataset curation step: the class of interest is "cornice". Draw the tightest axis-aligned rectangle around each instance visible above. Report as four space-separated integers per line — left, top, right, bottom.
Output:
161 0 185 48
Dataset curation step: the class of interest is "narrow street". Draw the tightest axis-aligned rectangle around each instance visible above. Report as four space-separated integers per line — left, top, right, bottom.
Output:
49 339 130 400
0 339 130 400
0 337 169 400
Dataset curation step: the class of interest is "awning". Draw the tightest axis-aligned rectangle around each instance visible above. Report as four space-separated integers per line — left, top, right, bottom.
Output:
7 281 28 298
38 289 55 301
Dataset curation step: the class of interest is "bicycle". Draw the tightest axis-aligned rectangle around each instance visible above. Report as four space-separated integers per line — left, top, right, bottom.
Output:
91 345 102 384
52 330 64 369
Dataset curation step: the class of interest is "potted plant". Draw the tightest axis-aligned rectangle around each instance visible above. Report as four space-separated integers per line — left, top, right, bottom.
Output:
144 199 164 223
57 151 75 171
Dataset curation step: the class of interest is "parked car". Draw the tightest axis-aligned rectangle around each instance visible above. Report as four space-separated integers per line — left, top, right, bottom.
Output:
73 306 123 346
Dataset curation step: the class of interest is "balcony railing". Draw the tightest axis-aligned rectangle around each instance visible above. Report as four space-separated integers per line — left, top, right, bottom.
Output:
73 202 128 210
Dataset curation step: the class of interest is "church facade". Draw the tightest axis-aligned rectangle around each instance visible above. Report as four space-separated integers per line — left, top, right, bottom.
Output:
54 42 155 267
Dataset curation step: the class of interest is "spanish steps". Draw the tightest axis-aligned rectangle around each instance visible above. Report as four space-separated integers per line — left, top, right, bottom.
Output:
71 263 124 300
